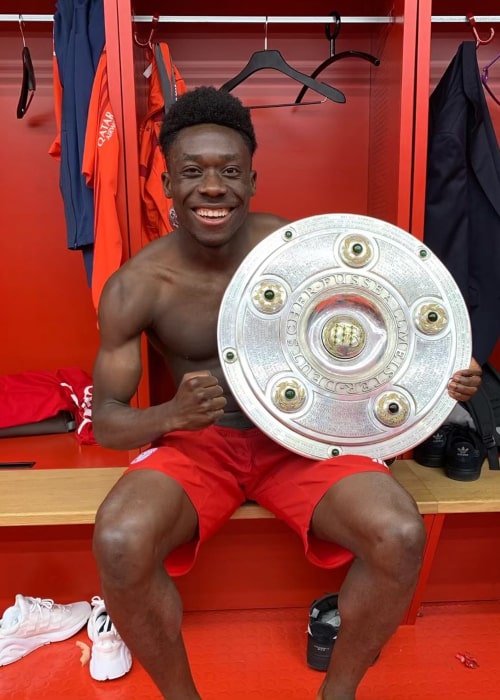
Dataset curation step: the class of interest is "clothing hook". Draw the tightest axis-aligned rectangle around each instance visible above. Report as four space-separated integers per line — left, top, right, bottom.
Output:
325 11 341 58
133 13 159 48
466 13 495 47
19 14 26 47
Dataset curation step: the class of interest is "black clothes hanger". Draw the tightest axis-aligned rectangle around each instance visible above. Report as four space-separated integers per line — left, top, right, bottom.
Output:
220 18 345 104
295 11 380 105
17 15 36 119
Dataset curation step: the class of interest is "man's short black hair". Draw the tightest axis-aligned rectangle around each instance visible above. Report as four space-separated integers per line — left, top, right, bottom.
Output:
159 86 257 158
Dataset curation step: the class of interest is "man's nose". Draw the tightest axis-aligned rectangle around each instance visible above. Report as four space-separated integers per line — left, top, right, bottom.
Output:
199 169 227 195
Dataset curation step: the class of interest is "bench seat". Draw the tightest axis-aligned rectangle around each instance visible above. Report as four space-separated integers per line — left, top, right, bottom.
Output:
397 459 500 513
1 459 498 528
1 446 499 623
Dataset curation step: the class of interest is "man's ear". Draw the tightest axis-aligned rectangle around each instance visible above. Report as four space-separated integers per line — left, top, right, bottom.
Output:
162 171 172 197
250 170 257 196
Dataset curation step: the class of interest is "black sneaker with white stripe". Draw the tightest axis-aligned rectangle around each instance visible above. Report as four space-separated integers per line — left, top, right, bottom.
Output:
307 593 340 672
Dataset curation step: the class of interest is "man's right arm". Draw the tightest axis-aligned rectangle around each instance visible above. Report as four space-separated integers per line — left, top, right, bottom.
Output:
92 272 173 449
92 273 226 450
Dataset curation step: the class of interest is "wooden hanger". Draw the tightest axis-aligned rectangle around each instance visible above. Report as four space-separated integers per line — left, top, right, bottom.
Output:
295 12 380 104
220 18 345 104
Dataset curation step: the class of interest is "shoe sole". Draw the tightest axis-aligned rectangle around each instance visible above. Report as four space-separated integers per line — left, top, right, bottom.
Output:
445 471 481 481
414 457 445 468
413 450 446 467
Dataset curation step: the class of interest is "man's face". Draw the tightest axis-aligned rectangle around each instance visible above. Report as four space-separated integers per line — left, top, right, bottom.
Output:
162 123 257 248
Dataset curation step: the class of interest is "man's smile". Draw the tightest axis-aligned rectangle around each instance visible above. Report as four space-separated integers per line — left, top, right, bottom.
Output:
193 207 234 223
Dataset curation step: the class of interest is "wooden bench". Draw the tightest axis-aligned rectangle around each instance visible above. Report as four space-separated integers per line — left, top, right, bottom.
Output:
0 466 275 526
2 458 500 527
1 434 499 623
0 459 449 526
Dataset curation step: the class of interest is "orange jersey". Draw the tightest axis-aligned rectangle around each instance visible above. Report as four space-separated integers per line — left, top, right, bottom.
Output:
82 48 123 312
139 42 187 245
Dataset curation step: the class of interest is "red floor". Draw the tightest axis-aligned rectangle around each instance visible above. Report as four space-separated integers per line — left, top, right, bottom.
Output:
1 601 498 699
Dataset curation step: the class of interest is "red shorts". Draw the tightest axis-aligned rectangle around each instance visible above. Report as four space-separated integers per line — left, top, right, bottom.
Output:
126 426 391 576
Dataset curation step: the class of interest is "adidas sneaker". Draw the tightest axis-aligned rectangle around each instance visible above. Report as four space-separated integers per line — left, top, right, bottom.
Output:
306 593 381 672
307 593 340 671
0 594 91 666
87 596 132 681
413 423 455 467
445 426 485 481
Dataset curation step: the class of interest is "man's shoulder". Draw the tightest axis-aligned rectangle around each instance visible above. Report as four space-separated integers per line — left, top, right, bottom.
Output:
249 212 291 238
121 235 177 277
102 237 172 303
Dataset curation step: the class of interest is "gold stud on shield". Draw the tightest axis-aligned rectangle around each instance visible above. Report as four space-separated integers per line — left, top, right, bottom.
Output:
414 301 449 335
272 378 307 413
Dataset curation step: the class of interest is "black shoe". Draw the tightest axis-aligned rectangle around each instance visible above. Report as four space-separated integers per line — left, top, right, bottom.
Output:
413 423 455 467
307 593 340 671
445 426 485 481
306 593 381 672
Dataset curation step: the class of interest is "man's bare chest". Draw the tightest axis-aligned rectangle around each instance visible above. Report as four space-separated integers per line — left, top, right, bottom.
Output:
150 286 224 362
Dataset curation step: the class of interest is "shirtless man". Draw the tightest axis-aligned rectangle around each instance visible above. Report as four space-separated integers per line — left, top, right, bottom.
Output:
92 86 482 700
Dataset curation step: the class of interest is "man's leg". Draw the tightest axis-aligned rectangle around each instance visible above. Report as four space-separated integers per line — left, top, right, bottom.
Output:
312 471 426 700
93 469 201 700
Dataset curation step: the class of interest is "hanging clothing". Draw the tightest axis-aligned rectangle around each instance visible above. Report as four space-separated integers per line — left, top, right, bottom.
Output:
82 48 122 312
138 42 187 244
49 0 105 283
424 41 500 366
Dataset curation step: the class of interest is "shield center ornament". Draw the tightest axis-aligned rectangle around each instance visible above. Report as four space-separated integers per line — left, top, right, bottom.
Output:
217 214 471 460
321 316 367 359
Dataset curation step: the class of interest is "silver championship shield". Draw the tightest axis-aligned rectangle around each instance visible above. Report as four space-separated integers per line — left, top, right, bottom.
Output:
217 214 472 460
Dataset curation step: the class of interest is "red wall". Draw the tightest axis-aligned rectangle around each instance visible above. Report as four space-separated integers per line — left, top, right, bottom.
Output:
0 30 101 376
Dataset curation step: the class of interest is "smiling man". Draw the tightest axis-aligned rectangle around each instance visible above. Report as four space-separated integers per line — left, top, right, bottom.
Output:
91 86 481 700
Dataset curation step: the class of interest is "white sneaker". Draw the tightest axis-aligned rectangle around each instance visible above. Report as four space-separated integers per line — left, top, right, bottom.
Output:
0 594 91 666
87 596 132 680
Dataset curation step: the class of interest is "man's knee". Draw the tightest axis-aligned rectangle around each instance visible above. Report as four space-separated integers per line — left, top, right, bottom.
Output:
369 510 426 579
93 501 158 586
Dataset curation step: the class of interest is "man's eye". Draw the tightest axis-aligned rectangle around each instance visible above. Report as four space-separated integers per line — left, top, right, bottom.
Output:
224 167 240 177
182 167 200 177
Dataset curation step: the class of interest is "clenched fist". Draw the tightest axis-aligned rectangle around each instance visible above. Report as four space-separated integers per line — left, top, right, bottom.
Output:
169 371 227 431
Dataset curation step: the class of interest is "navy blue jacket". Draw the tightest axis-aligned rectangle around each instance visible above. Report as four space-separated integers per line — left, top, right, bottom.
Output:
54 0 105 282
424 41 500 365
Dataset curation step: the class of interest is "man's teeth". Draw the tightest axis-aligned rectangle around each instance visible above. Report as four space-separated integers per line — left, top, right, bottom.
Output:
196 208 229 218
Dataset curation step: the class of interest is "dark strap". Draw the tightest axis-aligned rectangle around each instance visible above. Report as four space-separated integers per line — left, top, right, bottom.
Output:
462 387 500 470
154 43 177 111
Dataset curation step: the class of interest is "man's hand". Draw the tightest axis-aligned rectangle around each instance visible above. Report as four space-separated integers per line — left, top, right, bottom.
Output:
447 357 482 402
169 371 227 431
